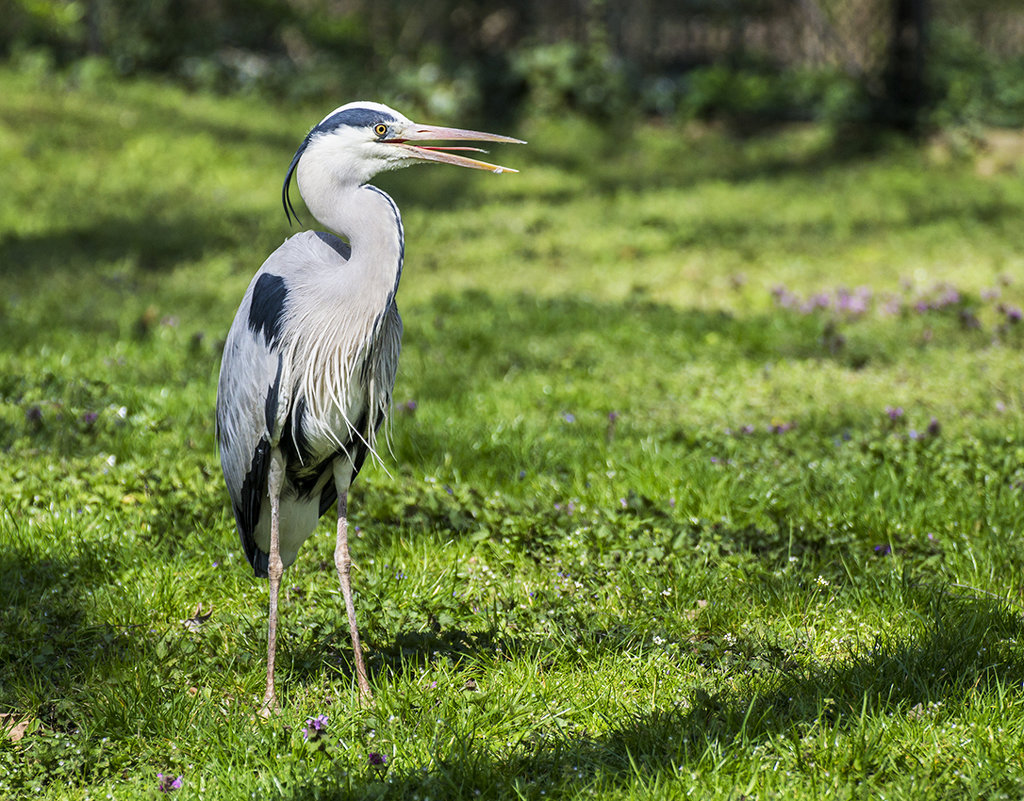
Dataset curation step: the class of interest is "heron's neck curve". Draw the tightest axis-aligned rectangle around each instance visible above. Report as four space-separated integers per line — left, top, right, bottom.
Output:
301 177 405 298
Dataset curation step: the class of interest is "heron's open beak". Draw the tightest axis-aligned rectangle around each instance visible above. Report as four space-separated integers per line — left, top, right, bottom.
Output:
392 124 524 173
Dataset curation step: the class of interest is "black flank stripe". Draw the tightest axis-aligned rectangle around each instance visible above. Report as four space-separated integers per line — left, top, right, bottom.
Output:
237 437 271 578
264 355 283 436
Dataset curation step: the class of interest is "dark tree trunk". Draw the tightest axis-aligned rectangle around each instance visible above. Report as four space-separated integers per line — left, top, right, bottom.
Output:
878 0 930 134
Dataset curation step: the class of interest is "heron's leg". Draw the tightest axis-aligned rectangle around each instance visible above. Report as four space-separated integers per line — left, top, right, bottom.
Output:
262 451 285 716
333 463 372 702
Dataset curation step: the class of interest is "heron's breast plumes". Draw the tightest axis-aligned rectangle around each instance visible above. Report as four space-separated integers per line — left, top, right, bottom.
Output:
284 286 400 469
291 316 372 456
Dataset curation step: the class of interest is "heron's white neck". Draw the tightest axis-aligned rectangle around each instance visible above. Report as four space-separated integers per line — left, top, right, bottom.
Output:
296 160 405 295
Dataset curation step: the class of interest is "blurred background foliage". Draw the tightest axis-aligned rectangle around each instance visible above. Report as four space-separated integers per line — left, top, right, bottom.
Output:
2 0 1024 132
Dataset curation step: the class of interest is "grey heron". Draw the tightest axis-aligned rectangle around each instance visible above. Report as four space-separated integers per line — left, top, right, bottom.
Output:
216 101 522 711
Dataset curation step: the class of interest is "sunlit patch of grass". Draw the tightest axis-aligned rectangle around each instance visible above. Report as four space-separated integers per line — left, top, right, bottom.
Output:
3 66 1024 799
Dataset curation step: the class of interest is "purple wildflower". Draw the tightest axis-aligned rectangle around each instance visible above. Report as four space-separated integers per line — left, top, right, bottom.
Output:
960 309 982 330
1000 304 1022 323
881 296 903 316
606 410 619 442
926 417 941 436
81 411 99 426
157 774 183 793
303 714 329 742
561 411 576 423
873 544 891 556
885 406 904 421
801 293 831 314
368 751 389 778
25 405 43 424
771 285 798 309
836 287 871 315
402 399 418 413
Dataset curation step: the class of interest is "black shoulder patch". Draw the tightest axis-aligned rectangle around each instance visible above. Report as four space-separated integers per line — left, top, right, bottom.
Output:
248 273 288 348
315 231 352 261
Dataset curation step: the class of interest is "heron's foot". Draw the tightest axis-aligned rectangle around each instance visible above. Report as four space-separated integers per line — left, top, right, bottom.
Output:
357 676 373 705
259 691 280 719
352 648 373 704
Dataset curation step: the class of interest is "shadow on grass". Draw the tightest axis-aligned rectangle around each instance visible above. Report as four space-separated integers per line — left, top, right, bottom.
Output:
0 211 265 276
285 592 1024 799
0 507 228 730
0 536 131 724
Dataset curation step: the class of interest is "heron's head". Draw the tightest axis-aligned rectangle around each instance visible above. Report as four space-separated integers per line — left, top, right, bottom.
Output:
283 101 523 225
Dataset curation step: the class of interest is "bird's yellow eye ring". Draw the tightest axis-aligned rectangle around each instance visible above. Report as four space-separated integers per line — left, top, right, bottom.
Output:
374 123 389 138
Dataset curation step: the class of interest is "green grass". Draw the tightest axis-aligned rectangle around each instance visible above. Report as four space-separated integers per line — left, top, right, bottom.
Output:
3 66 1024 799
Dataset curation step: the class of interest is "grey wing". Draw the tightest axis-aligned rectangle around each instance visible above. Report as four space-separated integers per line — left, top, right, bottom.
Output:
361 299 402 457
372 301 403 434
216 259 293 576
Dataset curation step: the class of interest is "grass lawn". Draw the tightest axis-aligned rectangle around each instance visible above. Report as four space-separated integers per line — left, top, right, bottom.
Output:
2 65 1024 799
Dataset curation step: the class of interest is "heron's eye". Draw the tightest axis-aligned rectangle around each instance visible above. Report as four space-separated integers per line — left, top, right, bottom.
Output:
374 123 389 138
